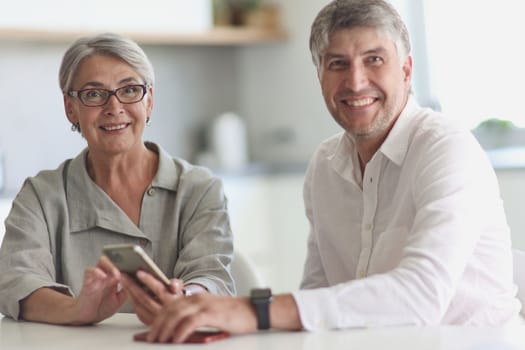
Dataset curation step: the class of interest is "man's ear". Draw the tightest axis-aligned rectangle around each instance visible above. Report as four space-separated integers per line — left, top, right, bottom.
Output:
402 55 413 83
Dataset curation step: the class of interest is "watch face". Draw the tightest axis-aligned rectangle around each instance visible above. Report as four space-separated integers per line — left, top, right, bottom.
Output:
251 288 272 299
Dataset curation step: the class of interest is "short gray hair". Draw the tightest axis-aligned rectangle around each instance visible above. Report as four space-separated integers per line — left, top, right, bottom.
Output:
309 0 411 69
59 32 155 93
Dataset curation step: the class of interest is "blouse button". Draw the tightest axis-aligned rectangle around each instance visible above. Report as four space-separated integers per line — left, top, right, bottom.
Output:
139 238 149 247
147 187 156 196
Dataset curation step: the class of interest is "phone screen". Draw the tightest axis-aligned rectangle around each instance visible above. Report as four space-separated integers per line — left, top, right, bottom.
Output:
102 244 171 287
133 330 230 343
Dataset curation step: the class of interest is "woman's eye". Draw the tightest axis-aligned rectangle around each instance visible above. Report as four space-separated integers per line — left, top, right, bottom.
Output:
123 86 139 94
85 90 102 98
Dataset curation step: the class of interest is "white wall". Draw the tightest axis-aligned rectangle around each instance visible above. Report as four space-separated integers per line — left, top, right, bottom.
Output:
238 0 337 164
0 41 238 194
237 0 434 164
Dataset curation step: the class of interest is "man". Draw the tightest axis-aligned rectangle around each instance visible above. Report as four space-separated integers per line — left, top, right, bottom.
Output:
130 0 521 343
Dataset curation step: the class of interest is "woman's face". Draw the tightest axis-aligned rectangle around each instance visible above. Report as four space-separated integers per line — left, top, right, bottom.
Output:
64 54 153 157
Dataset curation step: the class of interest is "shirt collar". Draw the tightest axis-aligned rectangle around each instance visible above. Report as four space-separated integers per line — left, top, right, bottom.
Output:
329 132 362 186
66 142 177 235
379 96 420 166
329 95 420 183
147 142 180 192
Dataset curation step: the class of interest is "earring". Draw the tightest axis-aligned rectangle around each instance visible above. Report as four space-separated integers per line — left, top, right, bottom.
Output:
70 123 80 132
146 117 151 126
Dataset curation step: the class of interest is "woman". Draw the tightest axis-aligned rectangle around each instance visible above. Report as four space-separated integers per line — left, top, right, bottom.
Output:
0 33 234 325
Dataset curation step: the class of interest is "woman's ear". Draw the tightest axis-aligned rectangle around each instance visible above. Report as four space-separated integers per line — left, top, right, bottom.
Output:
63 94 77 124
146 85 154 116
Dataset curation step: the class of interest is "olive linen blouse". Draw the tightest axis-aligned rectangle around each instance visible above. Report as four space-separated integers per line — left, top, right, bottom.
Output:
0 142 234 319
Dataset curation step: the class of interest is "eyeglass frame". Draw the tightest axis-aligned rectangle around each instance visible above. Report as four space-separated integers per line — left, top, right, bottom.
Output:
67 84 149 107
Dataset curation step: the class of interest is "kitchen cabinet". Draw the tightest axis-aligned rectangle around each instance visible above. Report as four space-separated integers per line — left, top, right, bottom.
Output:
0 26 287 46
1 0 287 46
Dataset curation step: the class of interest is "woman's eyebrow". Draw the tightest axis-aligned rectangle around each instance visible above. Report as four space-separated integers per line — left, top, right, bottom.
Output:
78 77 141 90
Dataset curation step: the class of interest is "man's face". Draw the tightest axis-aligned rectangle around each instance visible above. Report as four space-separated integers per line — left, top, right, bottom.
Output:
318 27 412 141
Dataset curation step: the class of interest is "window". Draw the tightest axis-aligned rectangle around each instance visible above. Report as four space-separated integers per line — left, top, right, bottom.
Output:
423 0 525 129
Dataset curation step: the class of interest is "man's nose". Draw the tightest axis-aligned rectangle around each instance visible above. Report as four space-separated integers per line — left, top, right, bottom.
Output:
344 64 368 92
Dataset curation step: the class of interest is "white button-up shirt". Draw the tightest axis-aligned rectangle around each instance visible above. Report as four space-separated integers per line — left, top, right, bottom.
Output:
292 97 521 330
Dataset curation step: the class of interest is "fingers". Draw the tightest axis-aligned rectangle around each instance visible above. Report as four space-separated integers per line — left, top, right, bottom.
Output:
136 270 171 297
147 298 199 343
82 266 116 293
132 300 155 325
169 279 185 295
97 255 121 279
121 274 161 310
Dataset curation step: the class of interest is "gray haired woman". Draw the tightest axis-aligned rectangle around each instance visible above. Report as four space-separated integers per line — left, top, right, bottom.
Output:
0 33 234 325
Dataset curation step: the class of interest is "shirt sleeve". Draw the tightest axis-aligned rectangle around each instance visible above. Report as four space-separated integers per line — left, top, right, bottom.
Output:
293 130 510 330
173 174 235 296
0 180 72 319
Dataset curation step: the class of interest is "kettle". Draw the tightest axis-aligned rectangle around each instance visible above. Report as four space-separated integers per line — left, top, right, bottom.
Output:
210 112 248 172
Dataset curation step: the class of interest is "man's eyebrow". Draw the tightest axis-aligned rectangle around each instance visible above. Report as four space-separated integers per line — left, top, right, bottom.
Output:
323 46 389 60
362 46 388 56
323 52 348 60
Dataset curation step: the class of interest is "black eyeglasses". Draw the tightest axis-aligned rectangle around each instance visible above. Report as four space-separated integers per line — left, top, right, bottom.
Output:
68 84 148 107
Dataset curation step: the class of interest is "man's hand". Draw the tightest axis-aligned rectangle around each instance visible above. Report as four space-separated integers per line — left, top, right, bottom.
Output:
145 294 258 343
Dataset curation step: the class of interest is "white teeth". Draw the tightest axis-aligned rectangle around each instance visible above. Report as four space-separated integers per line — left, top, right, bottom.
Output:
345 98 374 107
103 124 127 131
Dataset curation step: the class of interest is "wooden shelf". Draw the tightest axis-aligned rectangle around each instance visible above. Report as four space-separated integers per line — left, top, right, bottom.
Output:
0 26 288 46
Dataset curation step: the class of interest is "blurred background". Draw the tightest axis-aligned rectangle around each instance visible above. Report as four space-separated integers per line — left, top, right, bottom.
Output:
0 0 524 293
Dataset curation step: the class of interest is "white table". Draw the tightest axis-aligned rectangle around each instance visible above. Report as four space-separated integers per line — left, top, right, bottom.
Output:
1 313 524 350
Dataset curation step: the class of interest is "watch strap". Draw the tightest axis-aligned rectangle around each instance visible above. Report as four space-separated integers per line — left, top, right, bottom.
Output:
250 288 272 330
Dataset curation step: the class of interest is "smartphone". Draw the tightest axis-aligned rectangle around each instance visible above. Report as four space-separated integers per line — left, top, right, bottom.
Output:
133 329 230 343
102 244 171 289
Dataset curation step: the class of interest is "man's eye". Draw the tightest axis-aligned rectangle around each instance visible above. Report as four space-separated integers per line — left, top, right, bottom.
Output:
367 56 383 64
328 60 349 70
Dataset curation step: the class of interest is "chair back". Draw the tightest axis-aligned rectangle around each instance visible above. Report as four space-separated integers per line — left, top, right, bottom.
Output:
513 249 525 317
231 250 266 296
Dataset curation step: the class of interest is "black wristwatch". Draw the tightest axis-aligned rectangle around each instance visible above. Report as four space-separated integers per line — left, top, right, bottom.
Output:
250 288 273 330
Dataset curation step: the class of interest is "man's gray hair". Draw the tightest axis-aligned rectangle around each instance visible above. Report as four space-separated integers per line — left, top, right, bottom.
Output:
59 32 155 93
309 0 411 69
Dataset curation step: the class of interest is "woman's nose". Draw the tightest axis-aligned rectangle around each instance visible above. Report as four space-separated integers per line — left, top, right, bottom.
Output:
103 94 123 115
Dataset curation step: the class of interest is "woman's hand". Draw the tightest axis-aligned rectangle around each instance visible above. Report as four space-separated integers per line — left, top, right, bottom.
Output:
121 270 184 325
70 255 128 325
19 256 127 325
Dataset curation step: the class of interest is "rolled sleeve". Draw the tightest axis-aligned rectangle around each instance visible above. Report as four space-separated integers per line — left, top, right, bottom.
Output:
293 288 341 330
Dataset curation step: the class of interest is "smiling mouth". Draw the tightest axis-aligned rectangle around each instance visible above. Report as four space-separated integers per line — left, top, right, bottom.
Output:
100 123 129 131
342 97 377 107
